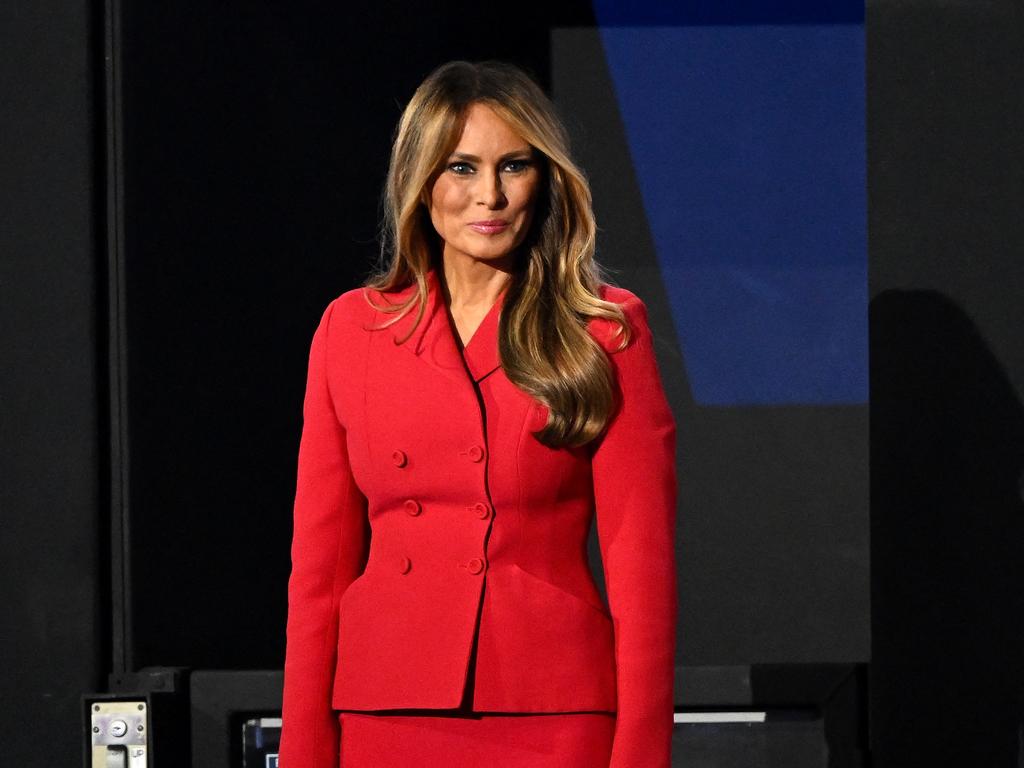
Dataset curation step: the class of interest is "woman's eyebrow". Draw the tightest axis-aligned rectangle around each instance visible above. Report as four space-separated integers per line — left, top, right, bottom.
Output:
449 149 533 162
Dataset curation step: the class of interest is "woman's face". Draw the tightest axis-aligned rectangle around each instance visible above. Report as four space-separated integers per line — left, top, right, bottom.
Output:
428 102 542 268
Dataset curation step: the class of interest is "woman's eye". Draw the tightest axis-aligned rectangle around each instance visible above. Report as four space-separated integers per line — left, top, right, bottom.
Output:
503 159 531 173
448 162 473 175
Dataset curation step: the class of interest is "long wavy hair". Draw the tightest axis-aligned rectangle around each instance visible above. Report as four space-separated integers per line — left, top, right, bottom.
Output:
364 59 631 449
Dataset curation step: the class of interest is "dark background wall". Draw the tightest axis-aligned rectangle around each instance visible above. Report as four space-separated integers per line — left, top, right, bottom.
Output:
3 0 1024 765
0 1 105 765
116 0 869 680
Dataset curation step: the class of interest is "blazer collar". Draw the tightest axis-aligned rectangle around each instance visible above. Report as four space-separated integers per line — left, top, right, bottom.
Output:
389 266 505 384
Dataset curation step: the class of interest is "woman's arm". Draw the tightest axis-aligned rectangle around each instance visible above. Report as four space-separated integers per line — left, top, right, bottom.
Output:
279 298 370 768
592 290 679 768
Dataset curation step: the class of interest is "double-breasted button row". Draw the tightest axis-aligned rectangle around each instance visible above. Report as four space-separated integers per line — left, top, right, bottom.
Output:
399 556 486 575
400 499 491 519
394 445 485 466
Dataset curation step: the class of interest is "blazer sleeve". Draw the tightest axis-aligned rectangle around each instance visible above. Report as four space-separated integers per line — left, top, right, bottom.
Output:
591 292 679 768
279 297 370 768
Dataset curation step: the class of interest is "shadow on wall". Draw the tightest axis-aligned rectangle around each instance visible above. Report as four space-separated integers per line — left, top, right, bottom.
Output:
870 289 1024 766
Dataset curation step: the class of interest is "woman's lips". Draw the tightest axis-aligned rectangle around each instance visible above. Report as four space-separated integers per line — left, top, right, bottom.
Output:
468 221 510 235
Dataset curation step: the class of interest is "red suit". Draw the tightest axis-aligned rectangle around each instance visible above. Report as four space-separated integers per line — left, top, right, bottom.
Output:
280 267 678 766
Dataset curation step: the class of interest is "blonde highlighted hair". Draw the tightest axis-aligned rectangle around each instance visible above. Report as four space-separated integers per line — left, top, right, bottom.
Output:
364 59 630 448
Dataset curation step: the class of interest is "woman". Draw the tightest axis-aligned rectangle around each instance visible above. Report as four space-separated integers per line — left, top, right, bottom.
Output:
280 60 677 767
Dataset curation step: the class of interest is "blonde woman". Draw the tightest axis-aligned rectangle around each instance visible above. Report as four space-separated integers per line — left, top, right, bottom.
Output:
280 59 678 768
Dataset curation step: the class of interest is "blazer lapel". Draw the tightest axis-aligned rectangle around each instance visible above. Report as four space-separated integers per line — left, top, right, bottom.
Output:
461 283 504 384
388 267 505 385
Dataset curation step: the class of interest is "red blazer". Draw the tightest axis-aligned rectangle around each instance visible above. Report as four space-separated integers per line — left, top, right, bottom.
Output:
280 267 678 767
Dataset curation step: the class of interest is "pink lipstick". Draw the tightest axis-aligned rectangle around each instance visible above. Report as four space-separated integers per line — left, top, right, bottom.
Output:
469 220 510 234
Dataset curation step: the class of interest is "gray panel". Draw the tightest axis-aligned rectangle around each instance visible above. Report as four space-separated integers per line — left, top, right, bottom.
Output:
555 27 870 665
868 1 1024 762
0 0 104 763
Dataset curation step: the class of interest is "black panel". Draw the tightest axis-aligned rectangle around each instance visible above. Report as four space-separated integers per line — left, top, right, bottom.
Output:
117 0 598 671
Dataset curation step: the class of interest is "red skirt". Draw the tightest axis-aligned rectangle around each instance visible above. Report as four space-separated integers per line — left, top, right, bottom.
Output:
337 710 615 767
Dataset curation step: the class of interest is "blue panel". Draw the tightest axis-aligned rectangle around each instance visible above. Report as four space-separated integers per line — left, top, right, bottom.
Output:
598 25 866 405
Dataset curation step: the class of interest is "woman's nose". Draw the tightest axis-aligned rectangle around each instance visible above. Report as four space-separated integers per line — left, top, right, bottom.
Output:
476 170 506 208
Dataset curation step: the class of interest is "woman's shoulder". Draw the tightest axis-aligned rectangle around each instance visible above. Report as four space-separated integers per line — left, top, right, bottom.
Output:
316 287 367 330
588 283 652 353
323 280 415 327
306 287 378 356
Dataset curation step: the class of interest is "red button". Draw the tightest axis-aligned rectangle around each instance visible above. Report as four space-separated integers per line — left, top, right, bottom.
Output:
399 556 412 574
391 449 407 467
472 503 490 520
404 499 421 516
467 445 485 463
466 558 484 575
